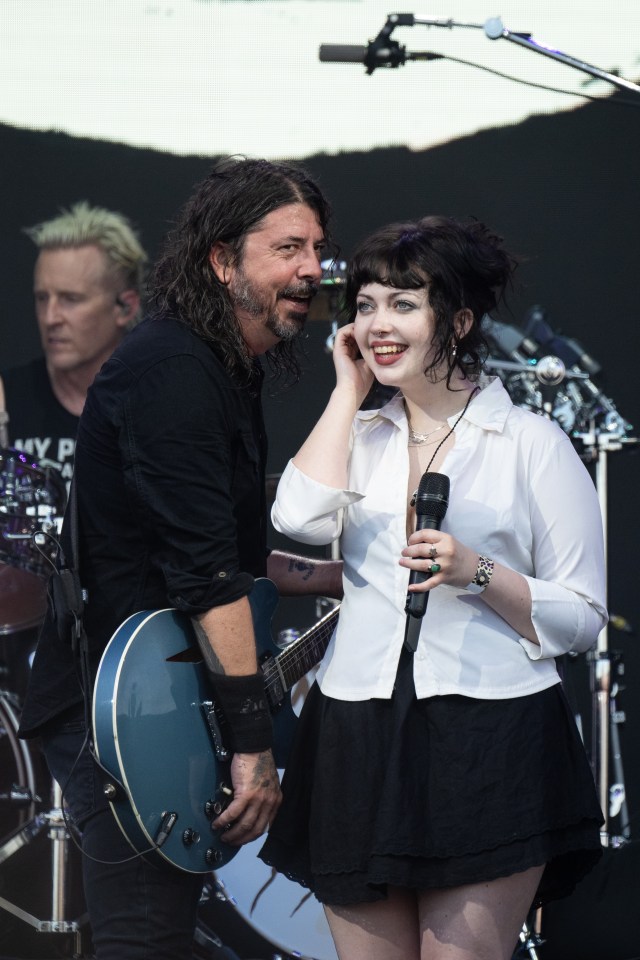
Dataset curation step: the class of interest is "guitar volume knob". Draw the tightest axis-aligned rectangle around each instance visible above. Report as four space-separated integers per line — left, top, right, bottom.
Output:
205 800 223 818
205 848 223 865
182 828 200 846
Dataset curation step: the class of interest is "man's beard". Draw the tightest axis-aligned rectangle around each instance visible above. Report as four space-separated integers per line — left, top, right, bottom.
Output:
229 267 318 342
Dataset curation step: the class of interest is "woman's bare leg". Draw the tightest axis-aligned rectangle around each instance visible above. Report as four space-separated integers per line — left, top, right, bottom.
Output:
323 865 544 960
325 886 421 960
417 865 545 960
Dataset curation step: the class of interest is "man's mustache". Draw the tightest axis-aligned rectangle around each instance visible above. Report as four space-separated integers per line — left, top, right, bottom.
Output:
278 283 320 300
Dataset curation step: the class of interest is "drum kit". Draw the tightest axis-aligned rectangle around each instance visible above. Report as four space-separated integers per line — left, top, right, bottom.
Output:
0 448 90 959
0 290 637 959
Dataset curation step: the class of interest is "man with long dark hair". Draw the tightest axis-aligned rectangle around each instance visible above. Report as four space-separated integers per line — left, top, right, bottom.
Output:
19 157 342 959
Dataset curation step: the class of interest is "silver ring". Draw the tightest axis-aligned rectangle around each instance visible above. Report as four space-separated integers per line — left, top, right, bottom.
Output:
429 545 438 560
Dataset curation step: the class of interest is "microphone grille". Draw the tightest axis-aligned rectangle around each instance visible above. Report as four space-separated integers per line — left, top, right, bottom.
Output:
415 472 450 520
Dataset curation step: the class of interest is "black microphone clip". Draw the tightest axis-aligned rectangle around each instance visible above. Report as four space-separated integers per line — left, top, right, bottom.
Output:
365 13 414 73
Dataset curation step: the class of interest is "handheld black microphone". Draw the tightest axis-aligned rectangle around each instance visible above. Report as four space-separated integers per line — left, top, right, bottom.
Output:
405 471 450 620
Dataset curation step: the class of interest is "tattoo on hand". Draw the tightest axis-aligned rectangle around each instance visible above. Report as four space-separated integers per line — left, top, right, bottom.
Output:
252 751 279 789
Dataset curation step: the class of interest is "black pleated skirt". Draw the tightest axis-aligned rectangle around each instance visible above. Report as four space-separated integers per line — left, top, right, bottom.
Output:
259 646 603 907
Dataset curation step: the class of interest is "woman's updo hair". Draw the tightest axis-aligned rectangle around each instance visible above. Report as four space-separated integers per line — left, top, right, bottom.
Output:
343 215 518 384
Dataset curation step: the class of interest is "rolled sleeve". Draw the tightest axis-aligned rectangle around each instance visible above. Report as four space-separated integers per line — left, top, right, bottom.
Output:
119 354 257 611
518 435 608 660
272 460 364 545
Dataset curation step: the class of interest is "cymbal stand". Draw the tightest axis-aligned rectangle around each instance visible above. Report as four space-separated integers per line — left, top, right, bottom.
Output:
608 650 631 841
513 914 543 958
486 333 637 844
576 422 637 846
0 774 87 952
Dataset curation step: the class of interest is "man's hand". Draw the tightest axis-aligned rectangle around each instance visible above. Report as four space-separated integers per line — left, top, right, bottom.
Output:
212 749 282 846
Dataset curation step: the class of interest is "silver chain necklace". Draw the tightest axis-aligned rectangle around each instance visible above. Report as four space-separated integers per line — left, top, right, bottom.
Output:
409 386 480 505
407 422 447 446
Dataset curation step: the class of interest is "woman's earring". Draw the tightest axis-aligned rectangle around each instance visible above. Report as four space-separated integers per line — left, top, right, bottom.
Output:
450 342 458 359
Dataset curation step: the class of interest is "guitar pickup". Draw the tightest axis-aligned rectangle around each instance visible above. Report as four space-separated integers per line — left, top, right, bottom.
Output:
202 701 230 761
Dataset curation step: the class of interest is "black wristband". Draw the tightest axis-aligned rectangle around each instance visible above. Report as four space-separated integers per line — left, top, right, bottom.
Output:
208 671 273 754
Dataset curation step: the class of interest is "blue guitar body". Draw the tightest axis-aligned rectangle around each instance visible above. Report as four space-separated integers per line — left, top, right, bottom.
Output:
92 578 338 874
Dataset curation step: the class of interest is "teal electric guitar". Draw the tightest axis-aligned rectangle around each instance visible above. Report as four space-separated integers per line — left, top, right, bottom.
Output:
92 578 339 873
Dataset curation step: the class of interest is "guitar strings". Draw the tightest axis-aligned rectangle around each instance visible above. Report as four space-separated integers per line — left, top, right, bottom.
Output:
263 610 339 696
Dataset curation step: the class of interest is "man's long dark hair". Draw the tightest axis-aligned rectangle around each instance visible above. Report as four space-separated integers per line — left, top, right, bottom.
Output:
151 156 333 383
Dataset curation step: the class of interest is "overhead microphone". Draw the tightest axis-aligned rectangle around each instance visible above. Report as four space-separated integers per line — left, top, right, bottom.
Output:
320 14 443 74
319 43 443 71
405 471 450 631
319 45 370 64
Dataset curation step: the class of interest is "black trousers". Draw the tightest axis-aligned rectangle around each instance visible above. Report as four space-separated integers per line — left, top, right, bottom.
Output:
41 717 204 960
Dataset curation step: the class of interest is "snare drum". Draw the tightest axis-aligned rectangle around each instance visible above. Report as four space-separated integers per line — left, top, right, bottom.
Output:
0 449 66 634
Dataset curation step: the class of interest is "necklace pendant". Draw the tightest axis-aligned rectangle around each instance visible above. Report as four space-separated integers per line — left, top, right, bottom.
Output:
407 423 446 446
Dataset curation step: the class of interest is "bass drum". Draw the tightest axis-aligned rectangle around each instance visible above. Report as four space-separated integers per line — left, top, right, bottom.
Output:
199 839 337 960
0 692 38 845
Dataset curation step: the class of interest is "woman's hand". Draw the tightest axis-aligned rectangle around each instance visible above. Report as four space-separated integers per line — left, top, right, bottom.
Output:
401 530 538 643
332 323 374 406
401 530 478 592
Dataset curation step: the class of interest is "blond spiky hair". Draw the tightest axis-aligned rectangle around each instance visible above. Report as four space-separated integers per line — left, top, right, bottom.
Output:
24 201 147 291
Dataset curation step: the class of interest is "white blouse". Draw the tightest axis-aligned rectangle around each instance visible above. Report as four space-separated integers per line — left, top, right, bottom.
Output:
272 378 608 701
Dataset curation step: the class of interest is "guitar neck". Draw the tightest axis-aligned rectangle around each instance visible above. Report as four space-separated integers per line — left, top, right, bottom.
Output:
265 603 340 704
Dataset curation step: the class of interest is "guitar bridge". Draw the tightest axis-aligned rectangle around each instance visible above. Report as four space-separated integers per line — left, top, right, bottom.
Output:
202 701 230 761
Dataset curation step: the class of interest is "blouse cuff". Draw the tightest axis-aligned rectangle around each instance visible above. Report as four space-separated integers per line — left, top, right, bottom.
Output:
271 460 364 545
519 575 606 660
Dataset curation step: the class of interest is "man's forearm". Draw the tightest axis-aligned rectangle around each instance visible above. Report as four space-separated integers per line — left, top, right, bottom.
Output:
267 549 343 599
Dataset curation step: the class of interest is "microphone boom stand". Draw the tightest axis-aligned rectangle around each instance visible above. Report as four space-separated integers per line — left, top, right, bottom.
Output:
321 12 640 97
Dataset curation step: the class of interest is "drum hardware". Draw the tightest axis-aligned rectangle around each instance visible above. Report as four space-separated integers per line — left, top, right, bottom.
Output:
0 783 41 812
193 918 243 959
0 771 88 952
486 309 637 845
485 310 638 957
0 612 89 955
483 311 633 447
1 447 66 635
307 259 346 329
514 914 544 959
574 425 636 846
